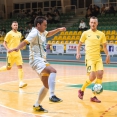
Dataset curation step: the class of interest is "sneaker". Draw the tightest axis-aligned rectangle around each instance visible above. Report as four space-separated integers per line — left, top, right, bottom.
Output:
33 105 48 113
19 82 27 88
49 95 62 102
90 96 101 103
78 89 84 100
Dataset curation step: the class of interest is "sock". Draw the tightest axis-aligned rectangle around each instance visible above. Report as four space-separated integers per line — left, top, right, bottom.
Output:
92 93 96 98
18 69 24 82
34 86 48 107
81 79 92 91
48 73 56 98
0 66 7 71
95 78 102 84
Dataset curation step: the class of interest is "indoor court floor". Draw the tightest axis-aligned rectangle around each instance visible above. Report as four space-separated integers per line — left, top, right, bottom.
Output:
0 61 117 117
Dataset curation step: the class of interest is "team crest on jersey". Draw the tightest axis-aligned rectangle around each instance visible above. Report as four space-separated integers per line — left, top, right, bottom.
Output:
96 35 100 39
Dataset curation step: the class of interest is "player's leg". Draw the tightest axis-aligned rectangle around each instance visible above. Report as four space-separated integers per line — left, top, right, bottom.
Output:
90 59 104 103
41 65 62 102
78 60 96 99
0 56 12 71
16 56 27 88
33 73 49 112
95 59 104 84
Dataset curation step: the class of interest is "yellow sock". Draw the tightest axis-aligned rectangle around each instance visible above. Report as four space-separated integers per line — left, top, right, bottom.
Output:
92 93 96 97
18 69 24 82
0 66 7 71
81 79 92 91
95 78 102 84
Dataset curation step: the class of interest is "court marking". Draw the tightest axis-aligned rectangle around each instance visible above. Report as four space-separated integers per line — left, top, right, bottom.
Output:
100 104 117 117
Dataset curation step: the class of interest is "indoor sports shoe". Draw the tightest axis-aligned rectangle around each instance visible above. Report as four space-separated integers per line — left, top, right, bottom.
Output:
78 89 84 100
90 96 101 103
33 105 48 113
49 95 62 102
19 82 27 88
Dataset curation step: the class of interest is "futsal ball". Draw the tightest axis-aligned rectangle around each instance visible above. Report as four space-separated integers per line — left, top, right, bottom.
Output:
92 84 103 95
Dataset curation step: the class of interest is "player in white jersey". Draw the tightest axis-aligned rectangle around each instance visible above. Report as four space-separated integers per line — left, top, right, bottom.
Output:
10 16 66 112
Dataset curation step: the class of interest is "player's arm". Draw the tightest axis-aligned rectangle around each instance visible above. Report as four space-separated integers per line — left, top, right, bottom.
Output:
3 33 10 52
103 43 110 64
76 41 82 59
47 27 66 37
3 41 10 52
102 33 110 64
76 32 86 60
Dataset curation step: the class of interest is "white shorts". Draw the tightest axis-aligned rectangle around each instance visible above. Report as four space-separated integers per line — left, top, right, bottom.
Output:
29 58 50 74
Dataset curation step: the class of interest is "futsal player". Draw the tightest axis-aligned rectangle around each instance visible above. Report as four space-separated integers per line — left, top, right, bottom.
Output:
10 16 66 112
0 21 27 88
76 16 110 103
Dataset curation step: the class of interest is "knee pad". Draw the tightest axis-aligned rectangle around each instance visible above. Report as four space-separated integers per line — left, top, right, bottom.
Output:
41 73 49 77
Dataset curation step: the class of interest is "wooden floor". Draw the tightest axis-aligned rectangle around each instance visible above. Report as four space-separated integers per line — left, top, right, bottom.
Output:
0 61 117 117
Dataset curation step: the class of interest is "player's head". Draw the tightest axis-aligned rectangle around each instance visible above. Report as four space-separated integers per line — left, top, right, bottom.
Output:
89 16 98 31
34 16 47 32
11 21 18 30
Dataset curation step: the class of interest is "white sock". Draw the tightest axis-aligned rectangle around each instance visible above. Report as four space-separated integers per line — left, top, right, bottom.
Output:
34 86 48 107
48 73 56 98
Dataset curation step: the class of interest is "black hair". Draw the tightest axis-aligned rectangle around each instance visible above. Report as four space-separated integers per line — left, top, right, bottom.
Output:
34 16 46 27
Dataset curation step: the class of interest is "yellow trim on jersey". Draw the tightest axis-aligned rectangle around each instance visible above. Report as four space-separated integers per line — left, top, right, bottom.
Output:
24 40 30 44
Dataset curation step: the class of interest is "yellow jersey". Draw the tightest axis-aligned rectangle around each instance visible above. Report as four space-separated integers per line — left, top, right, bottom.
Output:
4 30 22 57
80 29 106 60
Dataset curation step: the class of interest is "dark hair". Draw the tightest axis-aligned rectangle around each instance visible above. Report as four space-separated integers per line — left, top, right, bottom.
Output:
34 16 46 27
12 21 18 24
90 16 98 20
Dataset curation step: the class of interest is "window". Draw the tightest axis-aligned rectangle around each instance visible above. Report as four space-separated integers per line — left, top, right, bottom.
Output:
44 8 49 11
14 4 19 9
26 3 30 9
32 2 37 8
51 1 56 7
57 1 61 6
44 1 49 7
38 2 43 8
79 0 84 8
20 4 24 9
86 0 92 7
71 0 77 9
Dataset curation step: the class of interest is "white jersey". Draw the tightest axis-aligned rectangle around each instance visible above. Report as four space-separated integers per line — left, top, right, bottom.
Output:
25 28 48 60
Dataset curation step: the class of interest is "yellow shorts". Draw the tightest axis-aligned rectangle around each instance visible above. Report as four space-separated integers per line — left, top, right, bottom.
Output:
85 58 103 74
7 55 23 68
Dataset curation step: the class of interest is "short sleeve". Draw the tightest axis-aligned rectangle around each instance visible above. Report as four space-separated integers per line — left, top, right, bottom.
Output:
19 32 22 40
101 33 106 44
25 28 37 43
44 30 48 37
4 33 10 43
80 32 86 43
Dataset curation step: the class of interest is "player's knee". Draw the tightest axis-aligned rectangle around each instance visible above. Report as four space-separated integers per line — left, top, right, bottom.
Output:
97 70 103 78
51 69 57 73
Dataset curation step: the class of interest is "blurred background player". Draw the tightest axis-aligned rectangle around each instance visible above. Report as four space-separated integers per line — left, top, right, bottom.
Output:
10 16 66 112
0 21 27 88
76 16 110 103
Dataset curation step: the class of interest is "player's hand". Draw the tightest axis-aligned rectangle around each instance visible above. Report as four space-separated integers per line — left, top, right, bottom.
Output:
105 55 110 64
59 27 66 32
7 49 13 53
76 53 81 60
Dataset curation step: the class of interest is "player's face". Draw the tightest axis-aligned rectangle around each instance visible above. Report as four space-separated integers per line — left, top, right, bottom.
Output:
38 20 47 32
89 19 98 31
11 23 18 30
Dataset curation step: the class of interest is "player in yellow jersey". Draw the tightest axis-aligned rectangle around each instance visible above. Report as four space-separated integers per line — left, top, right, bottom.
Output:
76 16 110 103
0 21 27 88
